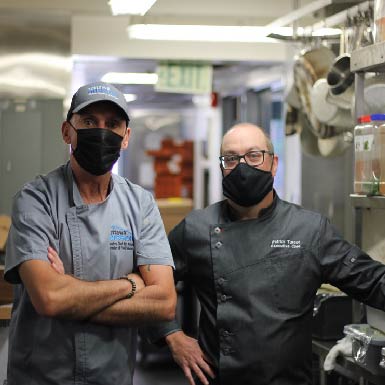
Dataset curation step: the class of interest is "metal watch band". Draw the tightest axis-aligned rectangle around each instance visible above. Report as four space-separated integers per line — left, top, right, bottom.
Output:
119 276 136 299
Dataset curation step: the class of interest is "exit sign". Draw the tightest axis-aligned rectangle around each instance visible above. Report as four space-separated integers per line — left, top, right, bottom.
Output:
156 64 212 94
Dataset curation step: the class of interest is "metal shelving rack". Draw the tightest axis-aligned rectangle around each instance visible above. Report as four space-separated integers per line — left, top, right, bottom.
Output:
350 194 385 250
350 194 385 210
349 44 385 335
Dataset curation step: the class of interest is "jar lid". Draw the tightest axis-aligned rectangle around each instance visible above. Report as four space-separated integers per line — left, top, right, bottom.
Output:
370 113 385 120
358 115 371 123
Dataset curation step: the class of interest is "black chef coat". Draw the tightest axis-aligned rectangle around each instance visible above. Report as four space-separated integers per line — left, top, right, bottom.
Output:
149 194 385 385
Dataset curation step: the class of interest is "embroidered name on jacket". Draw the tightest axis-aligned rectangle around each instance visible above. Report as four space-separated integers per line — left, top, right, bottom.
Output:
110 225 134 251
271 239 301 249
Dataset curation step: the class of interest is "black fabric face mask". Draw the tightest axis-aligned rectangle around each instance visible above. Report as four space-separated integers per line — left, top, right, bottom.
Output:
222 163 274 207
72 127 123 176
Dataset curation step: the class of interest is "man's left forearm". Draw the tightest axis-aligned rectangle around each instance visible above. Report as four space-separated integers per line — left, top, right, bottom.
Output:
89 284 176 326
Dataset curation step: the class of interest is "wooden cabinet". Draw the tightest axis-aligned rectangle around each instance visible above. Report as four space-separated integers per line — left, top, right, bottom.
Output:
156 198 193 234
0 266 13 305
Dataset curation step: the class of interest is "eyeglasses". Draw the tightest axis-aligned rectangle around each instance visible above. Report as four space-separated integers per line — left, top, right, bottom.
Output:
219 150 273 170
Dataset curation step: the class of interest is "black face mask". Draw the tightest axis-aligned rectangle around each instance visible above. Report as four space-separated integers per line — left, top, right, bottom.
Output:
222 163 274 207
71 127 124 176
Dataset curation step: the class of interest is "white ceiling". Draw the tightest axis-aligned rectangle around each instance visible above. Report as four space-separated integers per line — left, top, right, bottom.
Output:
0 0 362 105
0 0 313 20
0 0 316 62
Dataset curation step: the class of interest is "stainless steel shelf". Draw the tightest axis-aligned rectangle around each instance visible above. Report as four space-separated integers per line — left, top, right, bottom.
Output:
351 42 385 72
350 194 385 209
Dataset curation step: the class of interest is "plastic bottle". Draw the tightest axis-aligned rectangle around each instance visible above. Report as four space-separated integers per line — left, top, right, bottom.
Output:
374 0 385 43
354 115 373 194
369 114 385 195
372 114 385 196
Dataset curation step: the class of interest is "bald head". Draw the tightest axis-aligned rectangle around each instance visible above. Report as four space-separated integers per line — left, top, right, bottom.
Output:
221 123 274 155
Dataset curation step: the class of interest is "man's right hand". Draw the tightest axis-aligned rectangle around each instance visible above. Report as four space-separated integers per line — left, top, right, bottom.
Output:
165 331 215 385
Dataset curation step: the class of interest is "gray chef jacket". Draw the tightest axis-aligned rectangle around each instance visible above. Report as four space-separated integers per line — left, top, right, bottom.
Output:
148 193 385 385
5 162 174 385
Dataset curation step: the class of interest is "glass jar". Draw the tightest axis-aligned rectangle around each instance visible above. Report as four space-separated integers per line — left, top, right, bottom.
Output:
372 115 385 196
374 0 385 43
370 114 385 195
354 115 373 194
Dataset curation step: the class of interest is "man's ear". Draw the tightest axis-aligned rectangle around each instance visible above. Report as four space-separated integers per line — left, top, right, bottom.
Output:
271 155 279 177
121 127 131 150
61 121 72 144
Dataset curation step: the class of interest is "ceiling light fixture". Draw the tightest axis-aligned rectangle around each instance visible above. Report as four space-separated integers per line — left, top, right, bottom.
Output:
124 93 138 102
108 0 157 16
128 24 279 43
127 24 341 42
101 72 158 85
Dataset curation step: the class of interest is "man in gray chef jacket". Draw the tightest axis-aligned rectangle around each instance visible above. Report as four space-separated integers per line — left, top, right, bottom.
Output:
4 81 176 385
147 122 385 385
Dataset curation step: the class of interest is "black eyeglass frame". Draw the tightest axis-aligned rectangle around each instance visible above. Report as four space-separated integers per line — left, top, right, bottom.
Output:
219 150 274 170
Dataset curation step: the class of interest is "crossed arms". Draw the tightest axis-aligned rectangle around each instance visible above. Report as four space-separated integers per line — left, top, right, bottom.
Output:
19 247 176 326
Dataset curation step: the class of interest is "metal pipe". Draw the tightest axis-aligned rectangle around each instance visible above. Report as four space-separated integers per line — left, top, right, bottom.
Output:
265 0 332 29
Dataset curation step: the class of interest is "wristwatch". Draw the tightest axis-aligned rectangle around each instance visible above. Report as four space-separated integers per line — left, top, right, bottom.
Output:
119 276 137 299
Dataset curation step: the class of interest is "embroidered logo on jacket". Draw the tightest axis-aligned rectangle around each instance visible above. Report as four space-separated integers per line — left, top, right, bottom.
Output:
271 239 301 249
109 225 133 251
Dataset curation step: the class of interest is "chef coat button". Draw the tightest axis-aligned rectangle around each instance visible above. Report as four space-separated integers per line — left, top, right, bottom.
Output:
350 257 356 263
220 294 227 302
215 241 222 249
218 277 225 285
214 227 221 234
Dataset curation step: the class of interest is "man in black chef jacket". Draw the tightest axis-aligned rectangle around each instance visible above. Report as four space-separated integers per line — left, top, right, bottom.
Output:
146 122 385 385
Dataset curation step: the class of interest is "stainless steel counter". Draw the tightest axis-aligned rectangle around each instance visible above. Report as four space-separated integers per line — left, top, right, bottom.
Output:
312 338 385 385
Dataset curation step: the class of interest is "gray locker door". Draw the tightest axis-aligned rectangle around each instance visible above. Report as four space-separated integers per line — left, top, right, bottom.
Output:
0 110 42 215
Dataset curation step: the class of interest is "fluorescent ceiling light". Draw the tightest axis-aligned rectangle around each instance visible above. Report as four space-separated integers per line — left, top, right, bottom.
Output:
128 24 279 43
101 72 158 85
127 24 341 42
109 0 157 16
124 93 137 102
0 72 67 96
0 53 72 71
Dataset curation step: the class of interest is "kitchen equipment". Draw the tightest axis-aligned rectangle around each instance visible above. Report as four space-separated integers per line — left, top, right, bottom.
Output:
293 45 336 138
367 306 385 334
344 324 385 375
327 54 354 96
351 73 385 115
364 81 385 115
352 10 374 49
326 54 355 111
299 112 321 156
312 292 353 340
310 79 353 129
285 83 301 109
285 105 300 136
317 131 353 158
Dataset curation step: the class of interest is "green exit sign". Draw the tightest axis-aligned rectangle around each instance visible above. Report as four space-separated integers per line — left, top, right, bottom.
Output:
156 64 212 94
